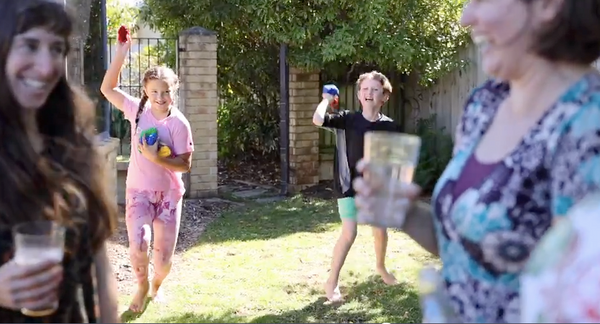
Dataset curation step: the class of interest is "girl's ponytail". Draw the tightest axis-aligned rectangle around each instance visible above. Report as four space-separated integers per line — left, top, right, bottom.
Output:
135 93 148 127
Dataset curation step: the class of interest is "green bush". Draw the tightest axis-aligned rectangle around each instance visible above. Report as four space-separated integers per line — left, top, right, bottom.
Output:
217 95 280 163
412 114 454 194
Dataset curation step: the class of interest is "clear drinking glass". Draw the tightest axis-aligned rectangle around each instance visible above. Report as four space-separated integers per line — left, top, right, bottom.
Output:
13 221 66 317
361 131 421 227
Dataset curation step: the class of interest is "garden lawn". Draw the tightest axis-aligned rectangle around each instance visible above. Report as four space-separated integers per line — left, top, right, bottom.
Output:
119 195 438 323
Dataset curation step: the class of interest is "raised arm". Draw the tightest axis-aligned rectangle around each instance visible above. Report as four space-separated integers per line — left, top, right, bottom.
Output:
313 94 349 129
100 38 133 113
312 97 331 126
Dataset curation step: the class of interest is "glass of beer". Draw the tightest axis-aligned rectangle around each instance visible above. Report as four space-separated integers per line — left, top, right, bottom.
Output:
361 131 421 227
13 221 65 317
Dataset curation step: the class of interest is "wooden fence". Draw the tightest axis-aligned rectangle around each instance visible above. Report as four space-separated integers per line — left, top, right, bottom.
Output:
402 44 600 137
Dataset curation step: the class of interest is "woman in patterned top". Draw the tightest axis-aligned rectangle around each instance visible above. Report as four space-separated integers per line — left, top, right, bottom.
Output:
0 0 119 322
353 0 600 322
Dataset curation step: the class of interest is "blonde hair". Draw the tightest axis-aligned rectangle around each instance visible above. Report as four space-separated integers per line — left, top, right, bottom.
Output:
135 65 180 125
356 71 393 95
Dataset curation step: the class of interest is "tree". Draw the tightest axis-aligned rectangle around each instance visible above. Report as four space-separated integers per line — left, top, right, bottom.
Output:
66 0 92 42
139 0 468 84
138 0 469 161
106 0 140 39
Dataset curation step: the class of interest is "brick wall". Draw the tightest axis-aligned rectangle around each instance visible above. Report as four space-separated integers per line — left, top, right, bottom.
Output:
289 68 320 191
178 27 219 198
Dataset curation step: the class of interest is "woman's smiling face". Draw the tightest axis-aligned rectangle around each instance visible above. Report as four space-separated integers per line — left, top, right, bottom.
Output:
6 27 66 110
460 0 563 79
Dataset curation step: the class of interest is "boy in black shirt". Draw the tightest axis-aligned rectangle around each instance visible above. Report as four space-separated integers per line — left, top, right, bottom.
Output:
313 71 403 301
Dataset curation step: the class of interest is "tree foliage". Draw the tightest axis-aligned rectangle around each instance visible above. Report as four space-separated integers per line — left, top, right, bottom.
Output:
106 0 140 38
140 0 468 83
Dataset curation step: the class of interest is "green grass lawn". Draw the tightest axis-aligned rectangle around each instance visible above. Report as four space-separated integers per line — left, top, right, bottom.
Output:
120 195 438 323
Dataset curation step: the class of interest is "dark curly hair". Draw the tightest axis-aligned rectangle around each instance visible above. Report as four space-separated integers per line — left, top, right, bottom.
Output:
0 0 117 251
524 0 600 65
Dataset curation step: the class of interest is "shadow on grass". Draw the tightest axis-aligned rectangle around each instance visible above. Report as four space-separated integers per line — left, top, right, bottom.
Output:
154 276 422 323
196 195 340 245
154 311 245 323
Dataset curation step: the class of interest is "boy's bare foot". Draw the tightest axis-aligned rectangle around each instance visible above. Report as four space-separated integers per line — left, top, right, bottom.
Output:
129 280 150 312
377 268 398 285
324 279 343 302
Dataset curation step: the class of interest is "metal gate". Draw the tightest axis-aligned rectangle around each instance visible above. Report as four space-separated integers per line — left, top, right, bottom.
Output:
107 37 180 155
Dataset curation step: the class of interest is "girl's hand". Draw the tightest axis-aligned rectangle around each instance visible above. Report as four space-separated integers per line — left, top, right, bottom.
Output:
0 260 63 312
140 137 159 162
353 158 422 229
115 35 131 56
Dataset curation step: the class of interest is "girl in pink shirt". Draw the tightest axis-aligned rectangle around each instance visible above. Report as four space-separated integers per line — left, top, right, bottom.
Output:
100 38 193 312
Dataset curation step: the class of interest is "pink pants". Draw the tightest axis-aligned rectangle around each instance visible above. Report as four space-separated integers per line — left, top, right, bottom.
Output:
125 189 182 283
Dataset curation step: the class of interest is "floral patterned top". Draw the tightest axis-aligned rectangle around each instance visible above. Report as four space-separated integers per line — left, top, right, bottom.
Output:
521 192 600 322
431 72 600 323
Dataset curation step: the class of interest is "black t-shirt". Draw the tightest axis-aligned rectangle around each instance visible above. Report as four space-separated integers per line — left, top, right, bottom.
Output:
322 110 403 197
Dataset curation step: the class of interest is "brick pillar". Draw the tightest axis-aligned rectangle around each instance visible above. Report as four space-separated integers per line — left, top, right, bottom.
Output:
289 68 320 191
178 27 218 198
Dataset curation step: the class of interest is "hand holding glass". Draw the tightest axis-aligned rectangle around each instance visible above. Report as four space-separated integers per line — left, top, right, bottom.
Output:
13 221 65 317
355 131 421 228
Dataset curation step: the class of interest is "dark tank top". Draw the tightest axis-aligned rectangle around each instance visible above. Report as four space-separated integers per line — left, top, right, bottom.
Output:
452 153 500 201
0 224 98 323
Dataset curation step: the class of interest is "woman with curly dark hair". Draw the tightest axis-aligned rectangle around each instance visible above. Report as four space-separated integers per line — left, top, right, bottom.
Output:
353 0 600 322
0 0 119 322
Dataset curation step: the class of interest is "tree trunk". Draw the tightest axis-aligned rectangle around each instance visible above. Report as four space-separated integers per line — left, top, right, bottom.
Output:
65 0 93 85
66 0 107 131
85 0 107 130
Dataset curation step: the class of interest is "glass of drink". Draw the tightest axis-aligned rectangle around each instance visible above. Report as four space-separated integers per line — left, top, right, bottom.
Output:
13 220 65 317
360 131 421 227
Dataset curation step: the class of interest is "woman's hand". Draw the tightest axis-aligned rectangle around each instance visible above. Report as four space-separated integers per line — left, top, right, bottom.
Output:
353 158 422 229
0 259 63 312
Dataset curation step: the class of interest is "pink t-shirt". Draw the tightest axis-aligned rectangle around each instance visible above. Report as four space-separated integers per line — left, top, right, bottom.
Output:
122 94 194 195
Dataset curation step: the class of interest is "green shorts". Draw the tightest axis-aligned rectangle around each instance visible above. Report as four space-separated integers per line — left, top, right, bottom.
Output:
337 197 357 221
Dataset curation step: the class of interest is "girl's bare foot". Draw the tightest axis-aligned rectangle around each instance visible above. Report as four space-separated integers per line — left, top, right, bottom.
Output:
324 279 342 302
129 280 150 312
150 276 166 302
377 268 398 285
151 288 166 303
